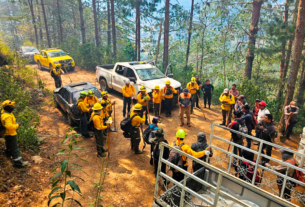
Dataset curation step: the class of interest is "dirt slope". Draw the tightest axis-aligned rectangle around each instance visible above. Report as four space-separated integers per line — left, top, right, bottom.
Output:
1 66 301 207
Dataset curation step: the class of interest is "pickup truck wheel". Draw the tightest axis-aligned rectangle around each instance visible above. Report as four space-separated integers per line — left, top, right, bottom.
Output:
67 114 75 126
37 61 42 70
99 78 109 91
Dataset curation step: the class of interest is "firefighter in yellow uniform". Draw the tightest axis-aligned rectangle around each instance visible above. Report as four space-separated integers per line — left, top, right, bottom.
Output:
187 77 199 114
137 86 151 125
51 64 64 88
122 79 135 117
77 91 92 138
1 100 28 168
85 90 99 108
219 88 235 125
153 85 162 119
162 80 178 117
130 103 146 154
171 129 210 181
91 103 108 157
100 91 115 117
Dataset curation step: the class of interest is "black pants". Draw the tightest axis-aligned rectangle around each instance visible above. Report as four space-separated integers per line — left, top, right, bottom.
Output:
195 91 200 108
284 120 296 139
172 165 188 182
233 139 243 165
246 131 252 148
123 97 131 117
191 94 196 113
261 142 272 163
54 76 62 88
141 106 148 124
204 93 212 107
222 110 230 125
154 158 167 177
130 127 141 149
94 129 106 156
165 98 173 116
79 113 89 137
5 135 23 167
154 103 160 117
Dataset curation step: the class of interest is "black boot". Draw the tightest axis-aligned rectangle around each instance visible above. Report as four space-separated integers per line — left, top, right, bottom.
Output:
135 147 143 154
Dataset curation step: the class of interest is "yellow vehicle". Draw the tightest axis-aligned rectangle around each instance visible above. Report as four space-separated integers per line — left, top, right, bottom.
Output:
34 48 75 71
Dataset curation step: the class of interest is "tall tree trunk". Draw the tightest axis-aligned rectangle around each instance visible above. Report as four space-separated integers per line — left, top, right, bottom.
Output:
277 0 298 110
243 0 263 80
97 0 101 45
71 0 77 38
135 17 138 59
280 0 305 134
35 0 43 44
78 0 86 44
110 0 117 59
56 0 63 44
163 0 170 71
200 28 206 74
136 0 141 61
28 0 39 48
296 57 305 106
40 0 51 47
184 0 194 71
107 0 111 47
92 0 99 47
155 18 163 65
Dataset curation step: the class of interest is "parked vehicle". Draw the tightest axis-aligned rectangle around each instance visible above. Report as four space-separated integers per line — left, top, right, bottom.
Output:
34 48 75 71
53 82 101 125
18 46 39 63
95 62 181 106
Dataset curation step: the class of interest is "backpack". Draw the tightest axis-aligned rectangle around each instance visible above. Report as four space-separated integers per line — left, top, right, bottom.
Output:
0 112 6 137
164 87 173 96
120 114 138 138
143 125 158 145
71 102 81 116
87 114 99 131
240 161 261 185
168 142 185 172
50 69 56 78
238 121 248 139
286 158 305 187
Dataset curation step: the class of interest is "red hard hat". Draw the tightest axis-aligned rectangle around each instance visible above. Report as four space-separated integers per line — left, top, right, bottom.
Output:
259 101 267 106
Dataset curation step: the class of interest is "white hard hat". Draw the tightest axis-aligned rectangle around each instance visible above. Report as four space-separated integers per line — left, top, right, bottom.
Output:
125 79 130 84
223 88 229 93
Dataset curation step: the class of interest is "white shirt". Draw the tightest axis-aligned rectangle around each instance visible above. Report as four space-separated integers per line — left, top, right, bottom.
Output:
257 108 270 123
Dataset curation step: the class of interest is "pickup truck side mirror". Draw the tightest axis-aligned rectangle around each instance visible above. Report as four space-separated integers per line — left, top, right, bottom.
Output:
129 77 136 83
167 73 174 78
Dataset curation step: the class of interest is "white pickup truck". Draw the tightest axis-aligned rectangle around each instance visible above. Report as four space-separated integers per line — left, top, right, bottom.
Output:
95 62 182 99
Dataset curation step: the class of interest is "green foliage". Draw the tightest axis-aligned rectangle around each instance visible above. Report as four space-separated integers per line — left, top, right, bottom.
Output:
48 130 85 207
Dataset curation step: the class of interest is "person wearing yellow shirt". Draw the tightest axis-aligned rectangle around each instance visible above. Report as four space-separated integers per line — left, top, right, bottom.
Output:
77 92 92 138
153 85 162 120
84 90 99 108
51 64 64 88
100 91 115 117
122 79 135 117
186 77 199 114
91 103 109 158
219 88 235 126
1 100 28 168
162 80 178 117
171 129 210 181
130 103 146 154
137 86 151 125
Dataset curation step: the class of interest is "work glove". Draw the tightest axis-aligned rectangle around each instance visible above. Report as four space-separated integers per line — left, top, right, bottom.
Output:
265 163 271 168
205 151 210 156
144 96 148 101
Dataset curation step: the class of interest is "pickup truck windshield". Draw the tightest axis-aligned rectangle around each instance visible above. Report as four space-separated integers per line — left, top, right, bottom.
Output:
136 68 165 81
48 50 66 58
22 47 39 53
72 87 101 103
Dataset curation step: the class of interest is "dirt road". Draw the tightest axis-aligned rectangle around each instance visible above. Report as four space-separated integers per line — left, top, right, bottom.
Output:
24 66 304 206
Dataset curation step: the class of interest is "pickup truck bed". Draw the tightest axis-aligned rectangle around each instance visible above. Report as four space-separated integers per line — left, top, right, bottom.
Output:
96 64 114 70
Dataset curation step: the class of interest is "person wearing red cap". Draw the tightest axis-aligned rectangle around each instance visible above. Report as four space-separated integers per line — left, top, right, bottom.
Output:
255 101 270 144
282 101 299 140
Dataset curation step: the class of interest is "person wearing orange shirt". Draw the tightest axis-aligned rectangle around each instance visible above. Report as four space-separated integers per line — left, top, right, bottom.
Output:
122 79 135 117
153 85 162 119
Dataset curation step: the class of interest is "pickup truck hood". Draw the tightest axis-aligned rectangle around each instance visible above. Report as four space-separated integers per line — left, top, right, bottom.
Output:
50 55 73 61
141 78 181 92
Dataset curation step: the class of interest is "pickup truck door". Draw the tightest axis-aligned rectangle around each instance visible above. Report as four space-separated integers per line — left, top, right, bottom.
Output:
41 52 48 67
112 65 126 91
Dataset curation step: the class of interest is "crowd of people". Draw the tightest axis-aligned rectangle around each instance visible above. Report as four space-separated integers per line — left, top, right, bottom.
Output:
1 74 302 202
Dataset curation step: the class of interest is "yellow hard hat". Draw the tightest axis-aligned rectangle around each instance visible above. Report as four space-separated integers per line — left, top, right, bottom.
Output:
176 129 187 139
155 85 160 90
88 90 94 96
2 100 15 107
101 91 108 97
133 103 142 111
55 64 61 69
191 77 196 82
165 80 171 85
92 103 103 111
140 86 146 92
